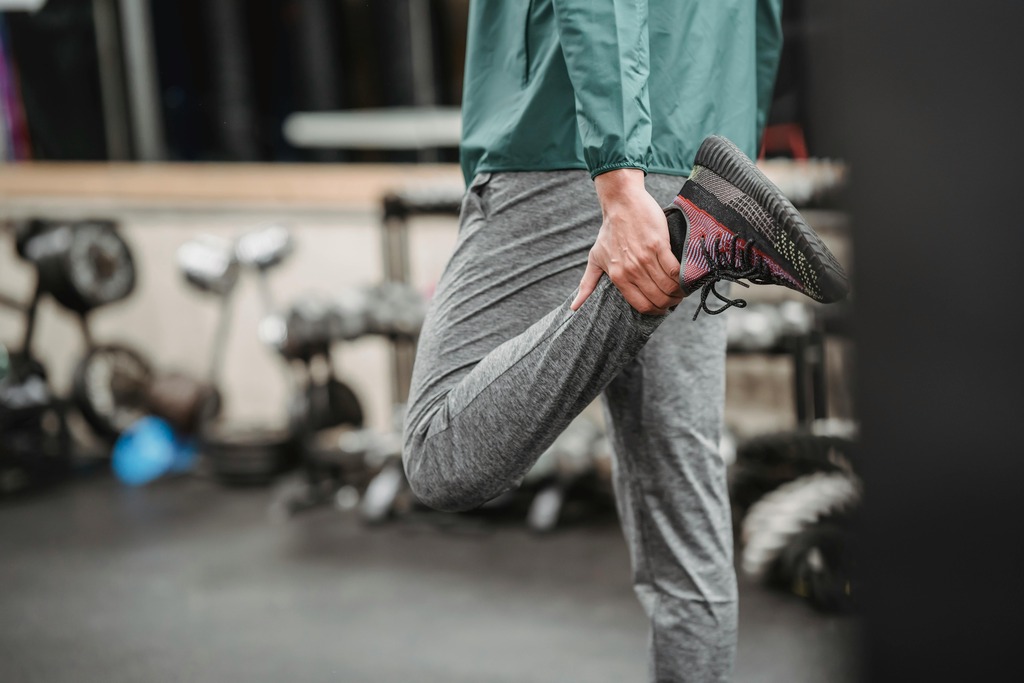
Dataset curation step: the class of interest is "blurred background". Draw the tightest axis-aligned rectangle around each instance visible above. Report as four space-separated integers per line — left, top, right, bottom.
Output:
2 0 977 681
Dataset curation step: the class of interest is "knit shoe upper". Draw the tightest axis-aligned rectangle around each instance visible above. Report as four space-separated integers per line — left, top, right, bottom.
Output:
671 135 850 318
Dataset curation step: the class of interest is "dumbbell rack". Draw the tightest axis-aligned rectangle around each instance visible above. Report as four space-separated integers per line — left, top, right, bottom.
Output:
378 186 463 413
727 314 830 425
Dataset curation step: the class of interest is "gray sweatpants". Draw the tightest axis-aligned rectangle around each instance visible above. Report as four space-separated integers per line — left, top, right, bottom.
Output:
403 170 737 682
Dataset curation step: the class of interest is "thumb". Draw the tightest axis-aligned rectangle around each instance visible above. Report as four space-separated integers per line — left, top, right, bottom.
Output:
571 262 603 311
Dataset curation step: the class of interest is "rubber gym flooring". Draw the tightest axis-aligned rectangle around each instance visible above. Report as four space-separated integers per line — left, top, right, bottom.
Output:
0 475 860 682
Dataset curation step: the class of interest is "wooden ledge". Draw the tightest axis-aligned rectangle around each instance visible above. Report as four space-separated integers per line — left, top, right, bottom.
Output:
0 162 465 209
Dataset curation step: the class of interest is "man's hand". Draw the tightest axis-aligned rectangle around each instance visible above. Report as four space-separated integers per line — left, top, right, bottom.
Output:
571 168 683 315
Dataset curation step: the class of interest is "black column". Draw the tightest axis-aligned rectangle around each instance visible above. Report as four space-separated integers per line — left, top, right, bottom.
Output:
4 0 107 160
824 2 1024 680
201 0 260 160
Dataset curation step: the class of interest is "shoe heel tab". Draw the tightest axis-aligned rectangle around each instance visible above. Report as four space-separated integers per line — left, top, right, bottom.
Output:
664 204 689 263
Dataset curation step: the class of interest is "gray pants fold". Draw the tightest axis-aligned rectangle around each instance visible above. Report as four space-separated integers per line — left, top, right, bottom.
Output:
403 170 737 683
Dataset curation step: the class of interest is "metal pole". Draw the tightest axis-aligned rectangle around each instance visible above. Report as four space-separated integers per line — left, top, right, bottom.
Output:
809 328 828 421
92 0 131 160
118 0 166 160
208 290 234 386
381 202 414 419
792 336 809 425
408 0 438 162
254 270 276 315
20 287 41 356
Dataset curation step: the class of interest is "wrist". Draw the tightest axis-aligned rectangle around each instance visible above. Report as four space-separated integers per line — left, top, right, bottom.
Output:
594 168 646 212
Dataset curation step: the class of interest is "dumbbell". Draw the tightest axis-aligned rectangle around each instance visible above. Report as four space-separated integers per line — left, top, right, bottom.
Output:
177 235 239 296
145 370 221 436
726 302 814 352
361 282 426 339
328 287 372 341
234 224 293 270
0 353 53 432
263 297 334 360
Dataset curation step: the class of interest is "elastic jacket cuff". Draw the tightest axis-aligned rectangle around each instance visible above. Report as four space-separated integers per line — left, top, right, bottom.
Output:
590 161 649 179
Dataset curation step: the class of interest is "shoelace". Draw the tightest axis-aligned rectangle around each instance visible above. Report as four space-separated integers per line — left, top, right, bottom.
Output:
692 236 775 320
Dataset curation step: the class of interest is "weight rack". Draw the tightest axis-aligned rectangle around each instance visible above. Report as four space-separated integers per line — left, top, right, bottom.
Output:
379 185 464 413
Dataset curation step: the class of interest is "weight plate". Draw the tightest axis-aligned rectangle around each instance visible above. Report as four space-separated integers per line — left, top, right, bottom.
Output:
72 344 153 441
200 425 298 486
66 223 136 309
31 222 136 313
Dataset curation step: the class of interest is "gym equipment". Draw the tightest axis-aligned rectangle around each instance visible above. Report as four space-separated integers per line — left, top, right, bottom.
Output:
261 292 368 511
17 219 135 313
177 225 301 485
725 291 860 612
740 469 860 579
179 224 379 490
111 416 197 486
337 183 460 522
2 217 153 442
144 371 220 436
261 279 430 518
740 469 860 612
766 515 856 613
727 416 860 614
725 301 830 425
728 426 855 520
524 414 608 534
72 344 152 439
379 183 462 406
361 281 426 340
0 350 71 497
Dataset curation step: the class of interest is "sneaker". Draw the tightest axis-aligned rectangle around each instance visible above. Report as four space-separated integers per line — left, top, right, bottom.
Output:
664 135 850 319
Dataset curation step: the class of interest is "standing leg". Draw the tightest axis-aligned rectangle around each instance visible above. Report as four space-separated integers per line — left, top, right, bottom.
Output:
603 175 736 683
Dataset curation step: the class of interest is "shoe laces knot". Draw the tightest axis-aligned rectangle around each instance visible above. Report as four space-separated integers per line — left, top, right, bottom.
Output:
692 236 775 320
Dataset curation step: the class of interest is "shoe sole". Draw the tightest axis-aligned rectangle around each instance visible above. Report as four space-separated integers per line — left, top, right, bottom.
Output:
692 136 850 303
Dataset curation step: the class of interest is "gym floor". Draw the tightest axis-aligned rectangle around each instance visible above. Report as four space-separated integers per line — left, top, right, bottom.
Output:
0 475 860 683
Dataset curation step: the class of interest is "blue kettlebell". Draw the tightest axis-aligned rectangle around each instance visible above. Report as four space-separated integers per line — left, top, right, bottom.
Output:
112 416 197 486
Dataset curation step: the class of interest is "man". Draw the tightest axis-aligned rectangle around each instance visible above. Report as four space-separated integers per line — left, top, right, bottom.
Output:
402 1 847 680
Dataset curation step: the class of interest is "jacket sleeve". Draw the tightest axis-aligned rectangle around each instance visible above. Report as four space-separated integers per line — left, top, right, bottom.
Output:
755 0 785 143
551 0 652 178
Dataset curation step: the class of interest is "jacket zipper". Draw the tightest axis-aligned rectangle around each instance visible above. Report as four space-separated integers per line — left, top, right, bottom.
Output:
523 0 535 85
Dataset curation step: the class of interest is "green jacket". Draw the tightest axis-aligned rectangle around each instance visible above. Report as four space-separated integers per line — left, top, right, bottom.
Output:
460 0 784 185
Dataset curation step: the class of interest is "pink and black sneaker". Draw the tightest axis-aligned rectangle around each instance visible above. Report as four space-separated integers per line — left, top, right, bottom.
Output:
664 135 850 319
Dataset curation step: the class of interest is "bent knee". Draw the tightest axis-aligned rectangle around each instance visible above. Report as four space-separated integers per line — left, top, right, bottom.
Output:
402 445 486 513
404 444 517 513
404 466 487 513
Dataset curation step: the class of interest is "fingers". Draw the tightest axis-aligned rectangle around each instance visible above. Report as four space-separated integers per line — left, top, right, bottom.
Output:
621 246 683 313
570 261 603 311
574 186 686 316
606 261 681 315
617 279 673 316
573 256 676 315
655 240 683 290
577 247 683 315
